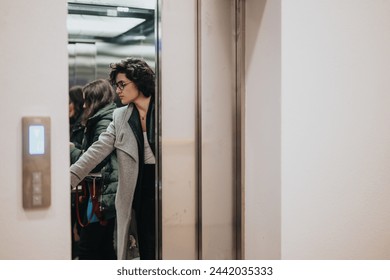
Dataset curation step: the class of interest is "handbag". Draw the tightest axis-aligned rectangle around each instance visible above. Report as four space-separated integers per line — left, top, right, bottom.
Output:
75 173 107 227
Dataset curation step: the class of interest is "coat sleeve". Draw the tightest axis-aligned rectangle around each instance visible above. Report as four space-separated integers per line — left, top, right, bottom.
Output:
70 118 116 188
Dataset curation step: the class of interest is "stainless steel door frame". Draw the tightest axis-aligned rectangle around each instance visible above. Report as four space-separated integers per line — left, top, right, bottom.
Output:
159 0 244 260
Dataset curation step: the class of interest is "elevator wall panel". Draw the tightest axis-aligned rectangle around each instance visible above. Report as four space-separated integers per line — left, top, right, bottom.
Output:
161 0 198 259
161 0 240 259
200 0 236 259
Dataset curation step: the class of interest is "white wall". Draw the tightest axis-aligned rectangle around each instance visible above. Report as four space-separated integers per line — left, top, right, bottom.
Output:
0 0 70 259
281 0 390 259
245 0 390 259
245 0 281 259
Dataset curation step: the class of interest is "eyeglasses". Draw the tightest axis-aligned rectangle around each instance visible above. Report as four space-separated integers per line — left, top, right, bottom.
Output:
115 81 132 91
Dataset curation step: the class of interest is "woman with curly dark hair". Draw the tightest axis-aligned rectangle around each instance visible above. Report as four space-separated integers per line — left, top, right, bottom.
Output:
70 57 156 260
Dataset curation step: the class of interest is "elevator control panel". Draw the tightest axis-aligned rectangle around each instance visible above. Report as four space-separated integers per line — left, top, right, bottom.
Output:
22 117 51 209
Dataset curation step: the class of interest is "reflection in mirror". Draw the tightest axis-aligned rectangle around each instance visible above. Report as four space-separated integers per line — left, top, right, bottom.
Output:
68 0 156 86
67 0 158 260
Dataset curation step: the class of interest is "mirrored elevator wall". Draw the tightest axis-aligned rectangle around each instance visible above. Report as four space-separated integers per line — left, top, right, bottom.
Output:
68 42 156 87
68 43 97 86
161 0 244 259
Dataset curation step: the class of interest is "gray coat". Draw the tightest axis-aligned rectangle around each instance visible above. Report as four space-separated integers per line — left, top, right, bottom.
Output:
70 104 138 260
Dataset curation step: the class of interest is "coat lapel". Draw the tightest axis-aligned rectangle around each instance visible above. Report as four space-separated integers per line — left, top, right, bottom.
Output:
114 105 138 162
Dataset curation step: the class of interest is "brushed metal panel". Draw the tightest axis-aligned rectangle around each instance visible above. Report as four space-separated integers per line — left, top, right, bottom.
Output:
161 0 198 259
200 0 236 259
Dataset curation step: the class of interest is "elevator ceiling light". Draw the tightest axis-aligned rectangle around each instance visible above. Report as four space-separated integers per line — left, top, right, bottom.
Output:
67 14 145 38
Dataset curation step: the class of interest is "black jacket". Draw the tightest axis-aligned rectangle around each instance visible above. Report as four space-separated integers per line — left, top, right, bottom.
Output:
70 112 84 149
128 98 155 213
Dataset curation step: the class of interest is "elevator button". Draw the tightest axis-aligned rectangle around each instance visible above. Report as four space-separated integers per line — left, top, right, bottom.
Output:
32 183 42 194
32 172 42 184
32 194 43 206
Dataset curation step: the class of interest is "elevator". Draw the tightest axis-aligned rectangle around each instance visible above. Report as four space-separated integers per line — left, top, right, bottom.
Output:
67 0 244 260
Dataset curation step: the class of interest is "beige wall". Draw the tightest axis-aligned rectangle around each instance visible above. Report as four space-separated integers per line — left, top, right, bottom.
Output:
281 0 390 259
245 0 282 259
0 0 70 259
245 0 390 259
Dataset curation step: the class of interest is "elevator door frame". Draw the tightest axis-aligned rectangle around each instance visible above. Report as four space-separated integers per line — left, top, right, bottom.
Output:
158 0 245 260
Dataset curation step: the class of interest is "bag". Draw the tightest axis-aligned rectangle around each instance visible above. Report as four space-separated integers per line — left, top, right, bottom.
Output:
75 173 107 227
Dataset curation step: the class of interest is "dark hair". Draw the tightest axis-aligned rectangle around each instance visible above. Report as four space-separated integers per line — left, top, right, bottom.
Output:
82 79 115 124
69 85 84 120
109 57 155 98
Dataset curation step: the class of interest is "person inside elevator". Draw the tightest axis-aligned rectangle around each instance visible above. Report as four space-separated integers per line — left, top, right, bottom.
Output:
69 85 85 259
69 85 84 149
70 79 118 260
70 57 156 260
